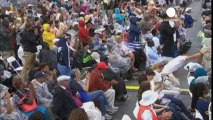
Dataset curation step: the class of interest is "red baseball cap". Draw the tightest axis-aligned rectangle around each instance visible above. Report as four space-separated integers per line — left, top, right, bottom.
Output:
97 62 109 69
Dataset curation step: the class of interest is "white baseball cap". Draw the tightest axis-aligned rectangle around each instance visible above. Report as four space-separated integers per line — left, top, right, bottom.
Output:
139 90 158 106
91 52 100 63
184 62 202 72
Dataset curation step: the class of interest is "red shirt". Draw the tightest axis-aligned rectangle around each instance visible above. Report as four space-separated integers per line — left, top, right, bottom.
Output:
88 68 112 92
78 20 89 43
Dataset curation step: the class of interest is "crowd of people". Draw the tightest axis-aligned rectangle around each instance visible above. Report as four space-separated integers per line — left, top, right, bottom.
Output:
0 0 211 120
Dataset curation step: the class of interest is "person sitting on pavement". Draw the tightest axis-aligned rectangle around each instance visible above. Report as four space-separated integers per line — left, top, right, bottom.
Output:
137 90 173 120
88 62 119 113
52 75 78 120
68 68 114 120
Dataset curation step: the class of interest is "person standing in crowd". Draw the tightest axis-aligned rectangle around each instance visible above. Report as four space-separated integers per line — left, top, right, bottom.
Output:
42 23 56 49
57 35 72 76
0 19 14 66
20 23 39 82
160 7 177 57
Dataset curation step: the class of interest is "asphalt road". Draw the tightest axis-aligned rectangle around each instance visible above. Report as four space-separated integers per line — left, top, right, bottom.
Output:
113 0 203 119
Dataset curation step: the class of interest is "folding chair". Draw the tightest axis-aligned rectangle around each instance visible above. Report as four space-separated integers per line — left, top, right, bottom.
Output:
80 67 91 80
7 56 23 77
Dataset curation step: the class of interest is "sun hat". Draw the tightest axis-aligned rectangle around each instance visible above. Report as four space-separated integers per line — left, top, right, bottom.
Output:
97 62 109 69
91 52 100 63
139 90 158 106
166 7 176 18
57 75 70 82
34 71 48 79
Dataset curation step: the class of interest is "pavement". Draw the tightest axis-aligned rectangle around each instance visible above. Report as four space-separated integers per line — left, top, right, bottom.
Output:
113 0 203 119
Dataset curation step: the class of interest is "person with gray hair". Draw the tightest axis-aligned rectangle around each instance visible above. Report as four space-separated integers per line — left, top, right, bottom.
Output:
68 68 115 120
0 84 28 120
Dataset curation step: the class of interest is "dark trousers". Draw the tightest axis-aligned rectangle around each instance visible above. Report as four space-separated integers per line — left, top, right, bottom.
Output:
162 44 175 57
103 69 127 97
133 49 146 71
164 94 194 119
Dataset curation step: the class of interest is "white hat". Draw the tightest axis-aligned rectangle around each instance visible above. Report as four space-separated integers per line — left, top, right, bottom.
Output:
56 13 61 21
115 29 122 34
28 4 33 7
80 12 85 15
131 0 135 3
73 22 78 26
185 8 192 13
139 90 158 106
91 52 100 63
184 62 202 72
94 28 105 34
57 75 70 82
37 13 42 18
53 38 60 43
166 7 176 18
16 17 22 21
149 0 155 4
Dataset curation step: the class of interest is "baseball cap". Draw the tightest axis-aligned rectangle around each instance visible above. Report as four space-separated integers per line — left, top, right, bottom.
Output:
34 71 48 79
97 62 109 69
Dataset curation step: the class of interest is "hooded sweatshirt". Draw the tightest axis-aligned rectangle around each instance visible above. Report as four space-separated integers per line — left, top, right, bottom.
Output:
113 8 125 26
128 17 141 50
78 20 89 43
42 24 56 49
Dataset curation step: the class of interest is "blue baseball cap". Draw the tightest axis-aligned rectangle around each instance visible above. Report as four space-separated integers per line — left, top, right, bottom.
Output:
34 71 48 79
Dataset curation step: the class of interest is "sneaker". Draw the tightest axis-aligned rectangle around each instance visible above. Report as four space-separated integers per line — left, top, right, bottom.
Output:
111 106 119 111
103 114 112 120
102 116 105 120
105 106 118 112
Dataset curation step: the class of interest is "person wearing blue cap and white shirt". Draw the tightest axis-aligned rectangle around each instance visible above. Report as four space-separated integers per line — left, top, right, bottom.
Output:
52 75 77 120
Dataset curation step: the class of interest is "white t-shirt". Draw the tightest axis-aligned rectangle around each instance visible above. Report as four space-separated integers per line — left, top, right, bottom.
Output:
161 56 187 74
152 36 160 48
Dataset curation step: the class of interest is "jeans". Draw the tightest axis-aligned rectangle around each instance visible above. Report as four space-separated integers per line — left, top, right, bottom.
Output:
57 63 70 76
164 94 194 119
87 90 107 115
155 105 186 120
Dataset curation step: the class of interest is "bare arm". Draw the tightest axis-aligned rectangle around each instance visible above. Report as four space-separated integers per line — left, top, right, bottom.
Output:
186 49 209 61
4 92 13 114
